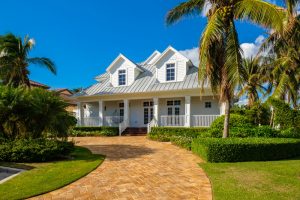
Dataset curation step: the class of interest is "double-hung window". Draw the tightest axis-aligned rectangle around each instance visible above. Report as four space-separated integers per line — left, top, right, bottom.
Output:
118 69 126 86
166 63 175 81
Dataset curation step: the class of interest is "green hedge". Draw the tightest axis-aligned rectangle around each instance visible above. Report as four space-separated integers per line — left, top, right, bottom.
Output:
192 138 300 162
148 127 209 142
70 126 119 137
170 136 193 150
0 139 74 162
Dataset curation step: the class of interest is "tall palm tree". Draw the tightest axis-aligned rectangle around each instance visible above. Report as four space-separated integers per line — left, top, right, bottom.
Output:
0 34 56 87
166 0 285 137
238 56 268 107
261 0 300 108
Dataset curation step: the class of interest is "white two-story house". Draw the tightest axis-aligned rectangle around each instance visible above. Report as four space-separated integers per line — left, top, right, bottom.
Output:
74 46 225 135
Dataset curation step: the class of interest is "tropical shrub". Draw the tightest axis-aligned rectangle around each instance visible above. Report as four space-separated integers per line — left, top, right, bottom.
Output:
0 139 74 162
192 138 300 162
0 86 76 139
268 98 300 129
70 126 119 137
148 127 209 142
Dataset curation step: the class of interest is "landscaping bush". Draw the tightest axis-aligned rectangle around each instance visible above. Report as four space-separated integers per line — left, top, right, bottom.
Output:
278 127 300 138
0 139 74 162
70 126 119 137
209 114 254 137
192 138 300 162
148 127 209 142
170 136 193 150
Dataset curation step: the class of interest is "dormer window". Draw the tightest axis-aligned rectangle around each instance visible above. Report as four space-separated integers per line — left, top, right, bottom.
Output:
118 69 126 86
166 63 175 81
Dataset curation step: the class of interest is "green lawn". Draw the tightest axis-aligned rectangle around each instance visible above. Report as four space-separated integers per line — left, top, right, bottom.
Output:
200 157 300 200
0 146 105 200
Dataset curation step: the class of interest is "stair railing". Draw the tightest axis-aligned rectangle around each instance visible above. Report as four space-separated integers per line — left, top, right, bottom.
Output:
147 118 158 134
119 118 129 136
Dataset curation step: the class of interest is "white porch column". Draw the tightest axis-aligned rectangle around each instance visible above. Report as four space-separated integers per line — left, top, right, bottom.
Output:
185 96 191 127
220 102 226 115
153 97 159 124
124 99 129 126
98 100 103 126
77 102 84 126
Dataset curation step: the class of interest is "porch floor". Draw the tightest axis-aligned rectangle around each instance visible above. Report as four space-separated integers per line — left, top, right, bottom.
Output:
32 136 212 200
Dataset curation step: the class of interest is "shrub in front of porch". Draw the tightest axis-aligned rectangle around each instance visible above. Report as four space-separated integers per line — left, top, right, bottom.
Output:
70 126 119 137
148 127 209 142
191 138 300 162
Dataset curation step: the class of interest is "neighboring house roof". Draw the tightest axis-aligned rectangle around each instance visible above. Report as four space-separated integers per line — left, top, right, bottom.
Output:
29 80 50 89
53 88 77 105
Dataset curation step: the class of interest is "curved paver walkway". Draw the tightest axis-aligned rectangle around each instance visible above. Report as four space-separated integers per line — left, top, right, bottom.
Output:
32 136 212 200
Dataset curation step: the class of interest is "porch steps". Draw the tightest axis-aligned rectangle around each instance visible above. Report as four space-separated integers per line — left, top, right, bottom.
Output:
122 127 147 136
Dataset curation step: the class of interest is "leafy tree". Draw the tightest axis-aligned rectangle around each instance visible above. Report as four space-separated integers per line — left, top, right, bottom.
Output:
0 34 56 87
166 0 284 137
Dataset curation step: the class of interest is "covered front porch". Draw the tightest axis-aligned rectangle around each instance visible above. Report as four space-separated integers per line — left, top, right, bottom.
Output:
77 96 223 134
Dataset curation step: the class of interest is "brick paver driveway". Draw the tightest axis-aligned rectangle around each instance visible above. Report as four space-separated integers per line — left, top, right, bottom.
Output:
33 136 212 200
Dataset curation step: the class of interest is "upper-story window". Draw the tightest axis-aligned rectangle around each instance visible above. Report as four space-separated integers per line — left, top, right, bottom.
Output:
118 69 126 86
166 63 175 81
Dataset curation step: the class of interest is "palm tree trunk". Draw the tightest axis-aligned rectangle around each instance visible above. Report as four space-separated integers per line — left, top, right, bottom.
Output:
223 99 230 138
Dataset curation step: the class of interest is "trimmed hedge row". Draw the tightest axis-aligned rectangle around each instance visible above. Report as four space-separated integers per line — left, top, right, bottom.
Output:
148 127 209 142
0 139 74 162
170 136 193 150
70 126 119 137
192 138 300 162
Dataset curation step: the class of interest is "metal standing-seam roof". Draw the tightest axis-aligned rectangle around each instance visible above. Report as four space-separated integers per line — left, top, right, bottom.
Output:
75 63 205 97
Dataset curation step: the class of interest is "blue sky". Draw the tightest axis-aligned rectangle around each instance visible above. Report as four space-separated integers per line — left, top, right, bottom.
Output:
0 0 269 89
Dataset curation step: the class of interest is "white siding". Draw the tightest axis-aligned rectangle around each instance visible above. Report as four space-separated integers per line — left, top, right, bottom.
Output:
109 58 138 87
191 96 220 115
130 99 145 127
84 102 99 117
156 51 188 83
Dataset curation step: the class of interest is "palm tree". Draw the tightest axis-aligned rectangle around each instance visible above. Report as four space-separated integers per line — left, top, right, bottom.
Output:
238 56 269 107
0 33 56 87
166 0 285 138
261 0 300 108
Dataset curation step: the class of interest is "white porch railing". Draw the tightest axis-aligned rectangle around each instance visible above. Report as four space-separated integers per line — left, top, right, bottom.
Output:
161 115 185 127
104 116 124 127
147 118 158 133
119 118 129 136
79 117 100 127
191 115 220 127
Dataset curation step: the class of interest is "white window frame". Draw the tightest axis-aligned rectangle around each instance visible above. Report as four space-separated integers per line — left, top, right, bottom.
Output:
118 69 127 86
166 63 176 82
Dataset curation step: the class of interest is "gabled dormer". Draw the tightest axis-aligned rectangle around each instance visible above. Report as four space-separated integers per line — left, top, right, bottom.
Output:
153 46 193 83
106 54 143 87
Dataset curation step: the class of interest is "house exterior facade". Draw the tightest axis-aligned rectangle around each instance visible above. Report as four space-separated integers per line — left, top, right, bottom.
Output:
74 46 225 135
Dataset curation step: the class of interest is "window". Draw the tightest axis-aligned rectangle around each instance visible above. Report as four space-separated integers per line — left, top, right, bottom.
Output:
143 101 153 124
118 70 126 86
166 63 175 81
119 103 124 108
205 102 212 108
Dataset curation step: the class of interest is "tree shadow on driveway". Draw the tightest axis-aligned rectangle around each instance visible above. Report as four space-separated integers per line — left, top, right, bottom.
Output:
82 144 155 161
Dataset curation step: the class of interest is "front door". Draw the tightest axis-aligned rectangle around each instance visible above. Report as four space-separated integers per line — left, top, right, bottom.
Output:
143 101 153 125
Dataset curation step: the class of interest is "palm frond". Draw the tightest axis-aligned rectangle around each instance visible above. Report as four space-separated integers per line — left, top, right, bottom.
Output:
27 57 57 75
166 0 206 25
234 0 286 32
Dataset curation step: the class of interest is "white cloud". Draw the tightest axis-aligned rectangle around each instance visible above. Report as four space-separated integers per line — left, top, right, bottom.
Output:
180 35 266 66
240 35 265 59
201 1 212 17
179 47 199 67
